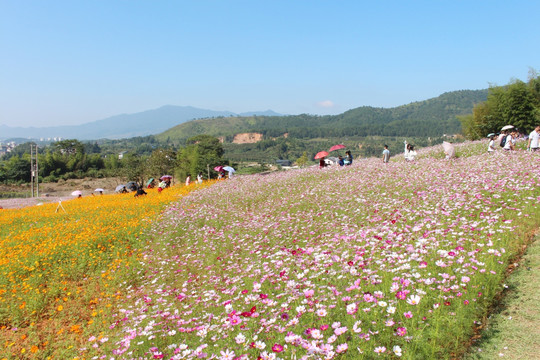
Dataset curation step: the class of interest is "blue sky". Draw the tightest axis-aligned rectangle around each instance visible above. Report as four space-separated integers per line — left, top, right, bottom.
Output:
1 1 539 127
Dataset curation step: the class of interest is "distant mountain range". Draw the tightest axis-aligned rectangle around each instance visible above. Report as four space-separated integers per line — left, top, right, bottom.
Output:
156 90 489 143
0 89 488 143
0 106 282 141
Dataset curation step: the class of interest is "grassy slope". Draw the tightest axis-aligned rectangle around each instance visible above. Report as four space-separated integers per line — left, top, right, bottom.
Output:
80 141 540 359
464 234 540 359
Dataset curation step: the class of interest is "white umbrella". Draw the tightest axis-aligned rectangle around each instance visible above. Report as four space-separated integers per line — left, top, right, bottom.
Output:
223 166 235 173
501 125 514 131
94 188 104 192
71 190 82 196
442 141 455 159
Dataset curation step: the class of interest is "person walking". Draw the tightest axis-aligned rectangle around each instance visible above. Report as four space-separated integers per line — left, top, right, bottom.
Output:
382 145 390 163
527 125 540 152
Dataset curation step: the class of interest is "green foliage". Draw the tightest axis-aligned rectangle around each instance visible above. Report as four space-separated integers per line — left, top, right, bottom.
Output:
121 153 146 184
175 135 225 180
461 75 540 139
145 149 176 180
296 151 308 167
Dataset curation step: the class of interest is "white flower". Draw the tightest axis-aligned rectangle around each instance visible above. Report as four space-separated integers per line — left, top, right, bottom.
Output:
235 333 246 344
393 345 402 357
407 294 421 306
220 349 235 360
254 341 266 349
310 329 323 340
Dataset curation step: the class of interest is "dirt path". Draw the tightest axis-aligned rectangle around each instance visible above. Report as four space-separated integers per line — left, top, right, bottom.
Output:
464 235 540 359
0 177 124 209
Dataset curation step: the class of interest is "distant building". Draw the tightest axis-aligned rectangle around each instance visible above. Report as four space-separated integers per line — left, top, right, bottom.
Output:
276 159 292 167
0 141 17 156
118 151 127 160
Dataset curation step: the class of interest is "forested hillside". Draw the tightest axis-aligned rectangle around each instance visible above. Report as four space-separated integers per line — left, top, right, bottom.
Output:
156 90 488 144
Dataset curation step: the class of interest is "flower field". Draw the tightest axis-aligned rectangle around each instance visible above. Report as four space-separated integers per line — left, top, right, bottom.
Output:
0 182 213 359
77 143 539 359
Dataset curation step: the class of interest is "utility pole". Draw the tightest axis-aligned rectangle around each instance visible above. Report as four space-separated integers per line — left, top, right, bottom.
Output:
30 144 39 197
207 164 210 180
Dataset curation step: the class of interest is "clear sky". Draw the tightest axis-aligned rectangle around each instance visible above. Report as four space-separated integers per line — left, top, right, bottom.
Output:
1 1 539 127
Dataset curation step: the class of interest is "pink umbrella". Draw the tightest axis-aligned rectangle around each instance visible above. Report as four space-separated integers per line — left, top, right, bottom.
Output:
160 175 173 180
329 144 346 152
314 151 329 160
214 166 224 172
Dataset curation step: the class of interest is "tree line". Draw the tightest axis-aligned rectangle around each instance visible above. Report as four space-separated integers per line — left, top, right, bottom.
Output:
0 135 226 184
460 71 540 139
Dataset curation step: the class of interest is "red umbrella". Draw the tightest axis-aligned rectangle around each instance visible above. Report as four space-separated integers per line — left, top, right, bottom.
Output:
329 144 346 152
214 165 224 172
314 151 329 160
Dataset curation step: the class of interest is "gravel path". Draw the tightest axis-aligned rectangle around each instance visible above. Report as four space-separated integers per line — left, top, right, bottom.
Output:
0 196 74 209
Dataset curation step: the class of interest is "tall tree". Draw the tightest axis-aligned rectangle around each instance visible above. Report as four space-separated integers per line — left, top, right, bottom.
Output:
145 149 176 180
460 75 540 139
176 135 225 180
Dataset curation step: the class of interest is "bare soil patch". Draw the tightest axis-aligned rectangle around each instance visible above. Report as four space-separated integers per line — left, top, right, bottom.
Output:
0 177 124 209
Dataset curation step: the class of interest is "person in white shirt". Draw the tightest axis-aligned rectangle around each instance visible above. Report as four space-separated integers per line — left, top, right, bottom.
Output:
488 135 496 153
404 141 417 161
503 131 514 151
527 125 540 152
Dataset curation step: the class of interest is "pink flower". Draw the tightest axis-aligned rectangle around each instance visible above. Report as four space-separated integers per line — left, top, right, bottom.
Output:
229 315 241 325
336 343 348 353
404 311 413 318
396 327 407 336
395 291 407 300
272 343 284 353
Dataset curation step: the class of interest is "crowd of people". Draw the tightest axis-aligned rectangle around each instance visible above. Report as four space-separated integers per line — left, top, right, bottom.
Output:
488 125 540 153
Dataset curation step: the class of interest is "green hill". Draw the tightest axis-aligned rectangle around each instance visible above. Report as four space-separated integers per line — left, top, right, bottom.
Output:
155 89 487 145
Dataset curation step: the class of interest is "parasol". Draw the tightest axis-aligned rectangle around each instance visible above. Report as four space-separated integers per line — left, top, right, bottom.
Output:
329 144 346 152
314 151 329 160
442 141 455 159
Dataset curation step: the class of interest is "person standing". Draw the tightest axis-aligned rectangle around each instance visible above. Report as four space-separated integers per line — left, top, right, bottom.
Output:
404 141 417 161
527 125 540 152
382 145 390 163
197 172 203 184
